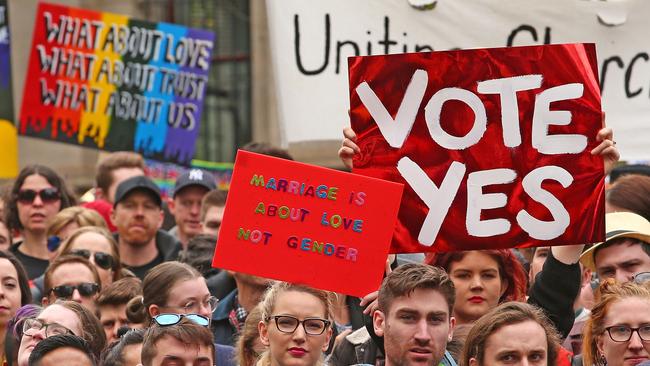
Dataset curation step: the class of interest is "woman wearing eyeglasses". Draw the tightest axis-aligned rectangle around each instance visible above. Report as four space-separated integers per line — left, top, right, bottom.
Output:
5 165 76 280
127 261 218 322
16 300 105 366
257 282 333 366
583 280 650 366
127 261 236 366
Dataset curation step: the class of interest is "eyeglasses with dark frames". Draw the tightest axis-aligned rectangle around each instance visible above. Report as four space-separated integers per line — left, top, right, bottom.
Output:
266 315 331 335
22 318 74 338
605 325 650 342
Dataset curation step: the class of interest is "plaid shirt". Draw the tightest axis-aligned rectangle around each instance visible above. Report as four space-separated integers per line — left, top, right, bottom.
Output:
228 295 248 333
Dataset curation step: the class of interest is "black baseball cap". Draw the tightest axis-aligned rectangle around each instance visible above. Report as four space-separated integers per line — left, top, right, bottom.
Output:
173 169 216 198
113 176 162 208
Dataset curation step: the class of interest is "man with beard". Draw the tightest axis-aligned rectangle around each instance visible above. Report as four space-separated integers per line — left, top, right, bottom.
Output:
212 272 272 346
111 176 180 279
331 263 456 366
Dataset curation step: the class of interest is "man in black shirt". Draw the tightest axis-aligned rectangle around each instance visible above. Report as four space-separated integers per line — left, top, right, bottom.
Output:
111 176 180 279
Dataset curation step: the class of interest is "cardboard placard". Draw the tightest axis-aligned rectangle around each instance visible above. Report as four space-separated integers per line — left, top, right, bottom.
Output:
212 150 403 297
348 43 605 253
19 2 214 165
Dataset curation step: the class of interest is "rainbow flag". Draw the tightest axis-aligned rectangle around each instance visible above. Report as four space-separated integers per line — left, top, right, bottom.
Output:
19 2 214 165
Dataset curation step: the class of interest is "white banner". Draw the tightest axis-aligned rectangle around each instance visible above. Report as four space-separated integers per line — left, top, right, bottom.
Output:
266 0 650 160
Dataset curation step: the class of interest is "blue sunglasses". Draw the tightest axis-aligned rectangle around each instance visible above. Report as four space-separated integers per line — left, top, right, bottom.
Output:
152 313 210 327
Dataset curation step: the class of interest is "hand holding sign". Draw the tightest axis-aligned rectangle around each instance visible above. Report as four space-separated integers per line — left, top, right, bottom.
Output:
348 43 606 253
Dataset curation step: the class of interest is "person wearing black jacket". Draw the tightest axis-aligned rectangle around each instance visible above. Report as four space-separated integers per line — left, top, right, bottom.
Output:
111 176 181 279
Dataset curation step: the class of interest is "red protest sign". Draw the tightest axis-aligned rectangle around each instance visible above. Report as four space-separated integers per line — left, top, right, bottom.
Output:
348 43 605 253
212 150 403 297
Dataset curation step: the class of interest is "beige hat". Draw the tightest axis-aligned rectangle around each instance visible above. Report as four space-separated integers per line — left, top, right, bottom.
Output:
580 212 650 271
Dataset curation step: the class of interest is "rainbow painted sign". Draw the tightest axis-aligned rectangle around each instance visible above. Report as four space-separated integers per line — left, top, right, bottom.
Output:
19 3 214 165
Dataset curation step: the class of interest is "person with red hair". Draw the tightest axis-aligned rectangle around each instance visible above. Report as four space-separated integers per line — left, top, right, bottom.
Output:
426 246 581 340
426 250 527 326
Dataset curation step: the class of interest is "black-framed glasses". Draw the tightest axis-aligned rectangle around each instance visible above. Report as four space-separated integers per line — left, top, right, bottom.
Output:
49 282 100 299
153 313 211 328
69 249 115 270
633 272 650 284
16 188 60 204
162 296 219 314
605 325 650 342
266 315 331 335
22 318 74 337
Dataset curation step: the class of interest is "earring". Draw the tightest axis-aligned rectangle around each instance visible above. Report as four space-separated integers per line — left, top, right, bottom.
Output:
599 353 607 365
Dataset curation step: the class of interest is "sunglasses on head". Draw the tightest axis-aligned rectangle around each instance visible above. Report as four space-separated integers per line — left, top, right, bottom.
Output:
47 236 62 252
69 249 115 270
153 313 211 328
16 188 61 204
49 282 100 299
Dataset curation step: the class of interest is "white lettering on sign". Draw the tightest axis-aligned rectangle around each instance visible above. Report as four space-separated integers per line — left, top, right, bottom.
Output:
425 87 487 150
476 75 543 147
396 158 465 246
516 165 573 240
466 168 517 237
357 69 585 245
355 69 427 148
532 83 587 154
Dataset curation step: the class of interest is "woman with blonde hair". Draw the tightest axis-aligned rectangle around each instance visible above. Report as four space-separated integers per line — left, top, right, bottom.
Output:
46 206 107 256
583 280 650 366
57 226 121 286
257 282 333 366
31 223 118 302
236 304 266 366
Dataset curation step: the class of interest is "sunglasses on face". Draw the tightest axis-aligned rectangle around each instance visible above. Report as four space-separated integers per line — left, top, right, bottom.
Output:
69 249 115 270
49 282 100 299
152 313 211 328
16 188 61 204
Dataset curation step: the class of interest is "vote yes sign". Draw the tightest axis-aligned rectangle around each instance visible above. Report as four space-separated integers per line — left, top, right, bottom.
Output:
348 43 605 253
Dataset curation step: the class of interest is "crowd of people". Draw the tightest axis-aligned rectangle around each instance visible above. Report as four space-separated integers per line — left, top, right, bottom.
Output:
1 129 650 366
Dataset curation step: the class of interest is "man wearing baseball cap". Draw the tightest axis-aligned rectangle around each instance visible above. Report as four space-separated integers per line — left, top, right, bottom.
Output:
111 176 181 279
580 212 650 284
168 169 216 249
